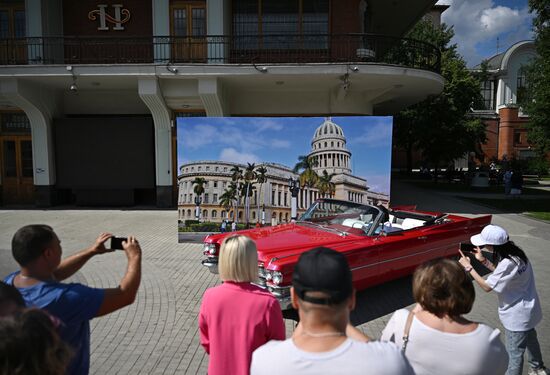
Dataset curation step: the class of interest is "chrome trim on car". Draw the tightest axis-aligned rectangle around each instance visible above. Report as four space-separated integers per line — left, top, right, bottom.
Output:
201 257 219 274
350 244 451 272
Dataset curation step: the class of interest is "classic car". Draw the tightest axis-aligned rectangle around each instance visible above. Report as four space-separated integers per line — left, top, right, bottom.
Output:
202 199 491 310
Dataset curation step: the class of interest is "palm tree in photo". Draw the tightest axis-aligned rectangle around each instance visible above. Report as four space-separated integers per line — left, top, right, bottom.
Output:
192 177 207 220
294 155 319 208
243 163 257 226
317 170 336 198
220 185 236 221
230 166 243 223
255 165 268 223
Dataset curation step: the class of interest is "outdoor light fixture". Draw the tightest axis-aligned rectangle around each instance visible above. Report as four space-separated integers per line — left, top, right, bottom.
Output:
67 65 78 93
166 64 178 74
352 66 359 72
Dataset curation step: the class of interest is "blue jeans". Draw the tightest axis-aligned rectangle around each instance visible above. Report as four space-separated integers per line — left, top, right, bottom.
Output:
505 328 544 375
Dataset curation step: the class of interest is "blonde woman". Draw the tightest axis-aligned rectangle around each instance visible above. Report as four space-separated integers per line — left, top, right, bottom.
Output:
199 235 285 375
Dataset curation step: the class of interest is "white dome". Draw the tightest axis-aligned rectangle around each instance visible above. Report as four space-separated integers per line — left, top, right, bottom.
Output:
313 117 346 141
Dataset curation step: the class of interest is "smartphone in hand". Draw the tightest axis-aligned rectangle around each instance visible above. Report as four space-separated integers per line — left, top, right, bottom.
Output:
459 242 476 253
110 236 128 250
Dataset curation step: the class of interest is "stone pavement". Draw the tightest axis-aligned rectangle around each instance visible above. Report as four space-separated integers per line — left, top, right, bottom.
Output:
0 180 548 374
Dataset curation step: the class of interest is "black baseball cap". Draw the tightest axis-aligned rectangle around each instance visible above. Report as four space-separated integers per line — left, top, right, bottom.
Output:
292 247 353 305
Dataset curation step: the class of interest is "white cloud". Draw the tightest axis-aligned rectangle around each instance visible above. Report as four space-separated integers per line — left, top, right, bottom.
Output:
437 0 533 66
366 174 391 195
351 122 392 147
271 139 291 148
219 148 261 164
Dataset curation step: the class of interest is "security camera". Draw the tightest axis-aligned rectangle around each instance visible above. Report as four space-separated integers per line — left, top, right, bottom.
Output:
69 84 78 92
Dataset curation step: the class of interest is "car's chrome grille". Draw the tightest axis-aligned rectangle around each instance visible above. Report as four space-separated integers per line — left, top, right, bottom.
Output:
257 265 267 287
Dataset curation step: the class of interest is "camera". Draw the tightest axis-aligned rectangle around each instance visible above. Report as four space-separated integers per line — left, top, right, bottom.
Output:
110 236 127 250
459 242 476 253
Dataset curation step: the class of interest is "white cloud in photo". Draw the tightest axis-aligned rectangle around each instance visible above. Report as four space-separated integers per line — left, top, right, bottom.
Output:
365 174 391 195
253 118 284 133
219 148 261 164
179 124 219 151
437 0 533 66
270 139 291 149
350 122 392 148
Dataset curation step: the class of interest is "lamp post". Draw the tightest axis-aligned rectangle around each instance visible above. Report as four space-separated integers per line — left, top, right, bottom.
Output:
194 195 202 222
261 204 265 225
288 177 300 222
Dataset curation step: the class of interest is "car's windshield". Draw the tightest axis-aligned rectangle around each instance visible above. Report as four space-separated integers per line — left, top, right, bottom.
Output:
298 200 382 235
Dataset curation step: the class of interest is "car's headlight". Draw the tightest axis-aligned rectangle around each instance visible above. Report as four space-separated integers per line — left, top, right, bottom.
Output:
203 243 217 255
272 271 283 285
265 270 273 281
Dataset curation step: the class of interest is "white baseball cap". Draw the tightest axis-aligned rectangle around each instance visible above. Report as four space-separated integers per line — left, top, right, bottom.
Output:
470 225 509 247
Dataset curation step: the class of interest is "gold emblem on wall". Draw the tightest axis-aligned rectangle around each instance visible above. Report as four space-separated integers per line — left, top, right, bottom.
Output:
88 4 131 31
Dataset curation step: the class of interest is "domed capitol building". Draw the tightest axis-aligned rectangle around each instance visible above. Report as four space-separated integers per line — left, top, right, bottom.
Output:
178 118 389 224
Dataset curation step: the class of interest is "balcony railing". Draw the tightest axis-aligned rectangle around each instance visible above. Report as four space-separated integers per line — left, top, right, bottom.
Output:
0 34 440 73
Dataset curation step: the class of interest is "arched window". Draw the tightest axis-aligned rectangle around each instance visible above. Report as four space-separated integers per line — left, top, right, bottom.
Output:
331 141 334 147
324 142 327 147
203 210 208 218
272 212 277 218
187 209 191 217
239 211 243 219
221 210 226 218
212 210 217 218
285 213 289 221
279 213 283 222
252 211 256 219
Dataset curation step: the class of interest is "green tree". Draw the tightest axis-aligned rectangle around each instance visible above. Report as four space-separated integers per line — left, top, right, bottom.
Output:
317 170 335 197
394 20 486 174
220 182 238 221
293 155 319 207
255 165 268 222
523 0 550 161
243 163 257 226
192 177 207 220
230 166 243 223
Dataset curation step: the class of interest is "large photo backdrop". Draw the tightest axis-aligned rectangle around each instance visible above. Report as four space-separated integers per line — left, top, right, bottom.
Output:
177 116 393 242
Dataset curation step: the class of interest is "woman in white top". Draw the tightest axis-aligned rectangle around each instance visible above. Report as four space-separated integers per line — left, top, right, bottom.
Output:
381 259 508 375
459 224 548 375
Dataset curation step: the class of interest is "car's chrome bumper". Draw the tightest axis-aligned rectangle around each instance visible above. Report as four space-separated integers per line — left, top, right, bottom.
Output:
202 257 291 309
201 257 219 274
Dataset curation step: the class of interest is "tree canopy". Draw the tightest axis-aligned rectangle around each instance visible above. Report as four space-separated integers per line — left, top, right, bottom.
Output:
523 0 550 158
394 20 486 172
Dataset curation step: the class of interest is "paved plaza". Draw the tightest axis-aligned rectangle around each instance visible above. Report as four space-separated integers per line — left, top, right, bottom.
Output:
1 180 549 374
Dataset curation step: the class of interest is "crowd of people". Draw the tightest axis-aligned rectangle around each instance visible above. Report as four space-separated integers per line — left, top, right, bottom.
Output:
1 223 548 375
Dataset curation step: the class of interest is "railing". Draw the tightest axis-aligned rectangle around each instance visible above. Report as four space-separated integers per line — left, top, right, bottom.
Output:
0 34 440 73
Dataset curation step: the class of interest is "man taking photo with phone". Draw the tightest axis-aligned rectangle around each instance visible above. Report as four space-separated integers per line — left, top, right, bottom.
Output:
3 224 142 375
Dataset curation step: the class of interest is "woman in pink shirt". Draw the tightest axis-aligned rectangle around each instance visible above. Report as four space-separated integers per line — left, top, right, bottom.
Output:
199 235 285 375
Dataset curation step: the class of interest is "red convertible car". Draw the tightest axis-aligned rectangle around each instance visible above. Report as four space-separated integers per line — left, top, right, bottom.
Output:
202 199 491 310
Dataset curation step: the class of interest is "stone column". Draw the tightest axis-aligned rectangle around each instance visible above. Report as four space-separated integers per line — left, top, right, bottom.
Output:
498 106 519 160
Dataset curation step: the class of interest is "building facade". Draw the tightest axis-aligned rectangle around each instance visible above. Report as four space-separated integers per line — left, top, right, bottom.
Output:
471 40 537 163
0 0 442 207
178 118 389 224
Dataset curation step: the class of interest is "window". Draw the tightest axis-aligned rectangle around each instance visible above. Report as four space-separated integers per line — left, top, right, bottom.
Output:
480 80 496 110
206 166 210 171
272 190 276 205
184 194 187 202
215 166 219 172
198 166 202 171
213 181 218 188
232 0 329 49
517 68 529 106
213 194 218 203
514 131 522 145
221 210 226 218
331 141 334 147
224 167 228 172
203 209 208 218
278 191 281 205
284 192 287 206
0 6 25 39
204 194 209 203
187 209 191 217
0 113 30 134
212 210 217 218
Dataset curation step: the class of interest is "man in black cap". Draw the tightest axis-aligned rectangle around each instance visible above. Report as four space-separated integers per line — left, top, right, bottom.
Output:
251 247 413 375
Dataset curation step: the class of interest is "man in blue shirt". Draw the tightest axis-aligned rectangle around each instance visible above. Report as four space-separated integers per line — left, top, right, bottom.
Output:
4 225 142 375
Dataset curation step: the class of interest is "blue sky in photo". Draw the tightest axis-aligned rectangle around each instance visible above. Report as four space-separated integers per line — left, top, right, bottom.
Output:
437 0 534 67
177 116 393 195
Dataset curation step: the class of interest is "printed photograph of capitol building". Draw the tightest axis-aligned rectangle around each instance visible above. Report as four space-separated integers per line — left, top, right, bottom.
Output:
177 116 392 238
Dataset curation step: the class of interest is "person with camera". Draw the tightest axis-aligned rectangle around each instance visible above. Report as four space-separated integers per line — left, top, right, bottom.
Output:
3 224 142 375
459 224 548 375
381 259 508 375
